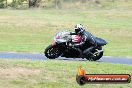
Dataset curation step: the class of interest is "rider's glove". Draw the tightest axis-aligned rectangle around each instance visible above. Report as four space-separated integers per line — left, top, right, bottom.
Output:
69 43 73 47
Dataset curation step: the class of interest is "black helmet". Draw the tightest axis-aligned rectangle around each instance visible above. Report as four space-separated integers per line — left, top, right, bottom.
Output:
75 24 85 34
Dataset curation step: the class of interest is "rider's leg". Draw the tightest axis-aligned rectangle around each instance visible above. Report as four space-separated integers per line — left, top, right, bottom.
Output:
83 46 94 56
73 47 83 58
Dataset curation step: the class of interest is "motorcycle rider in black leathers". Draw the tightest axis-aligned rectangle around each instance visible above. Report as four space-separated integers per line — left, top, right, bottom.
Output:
70 24 97 58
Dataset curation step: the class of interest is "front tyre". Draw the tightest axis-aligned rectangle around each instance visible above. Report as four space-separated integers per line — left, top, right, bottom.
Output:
44 45 61 59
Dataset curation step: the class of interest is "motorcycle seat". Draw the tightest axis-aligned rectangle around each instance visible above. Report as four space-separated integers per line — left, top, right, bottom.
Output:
95 37 107 46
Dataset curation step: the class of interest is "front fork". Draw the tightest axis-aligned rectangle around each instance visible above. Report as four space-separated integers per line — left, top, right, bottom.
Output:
51 42 64 52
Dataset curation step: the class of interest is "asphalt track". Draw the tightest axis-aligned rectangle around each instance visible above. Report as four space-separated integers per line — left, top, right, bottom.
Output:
0 52 132 65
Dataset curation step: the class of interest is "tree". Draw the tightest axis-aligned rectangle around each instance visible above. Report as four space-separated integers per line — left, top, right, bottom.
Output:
29 0 40 8
0 0 7 8
54 0 62 9
29 0 32 7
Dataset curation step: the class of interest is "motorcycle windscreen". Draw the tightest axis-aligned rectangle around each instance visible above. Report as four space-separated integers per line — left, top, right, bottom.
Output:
54 32 71 42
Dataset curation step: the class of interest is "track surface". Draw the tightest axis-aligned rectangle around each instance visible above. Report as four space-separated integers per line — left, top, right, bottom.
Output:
0 52 132 65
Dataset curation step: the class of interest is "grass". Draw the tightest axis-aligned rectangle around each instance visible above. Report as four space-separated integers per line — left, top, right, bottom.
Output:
0 9 132 57
0 59 131 88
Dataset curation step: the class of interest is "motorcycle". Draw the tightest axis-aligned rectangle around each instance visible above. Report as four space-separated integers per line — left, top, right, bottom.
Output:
44 30 107 61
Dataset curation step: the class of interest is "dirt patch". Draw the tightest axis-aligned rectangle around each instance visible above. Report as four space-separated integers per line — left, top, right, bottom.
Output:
0 67 41 78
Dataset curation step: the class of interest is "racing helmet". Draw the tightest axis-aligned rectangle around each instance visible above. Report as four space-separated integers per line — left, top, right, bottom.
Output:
75 24 85 34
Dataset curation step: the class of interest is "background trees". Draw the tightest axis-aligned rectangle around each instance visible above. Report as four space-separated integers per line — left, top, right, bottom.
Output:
0 0 131 9
0 0 7 8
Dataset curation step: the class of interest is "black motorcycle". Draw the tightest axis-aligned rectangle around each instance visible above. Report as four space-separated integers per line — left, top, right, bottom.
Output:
44 31 107 61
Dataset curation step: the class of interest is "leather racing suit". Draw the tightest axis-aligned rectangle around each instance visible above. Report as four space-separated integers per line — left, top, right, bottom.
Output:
70 30 97 57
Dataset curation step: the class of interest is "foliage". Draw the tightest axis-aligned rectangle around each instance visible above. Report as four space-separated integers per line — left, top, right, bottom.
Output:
0 0 6 8
0 0 131 9
9 0 28 8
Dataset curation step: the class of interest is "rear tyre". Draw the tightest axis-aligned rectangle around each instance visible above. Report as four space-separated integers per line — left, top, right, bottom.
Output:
93 51 103 61
44 45 61 59
86 51 103 61
85 46 104 61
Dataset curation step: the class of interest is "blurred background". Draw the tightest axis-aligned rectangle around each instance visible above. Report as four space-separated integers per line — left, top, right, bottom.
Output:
0 0 132 10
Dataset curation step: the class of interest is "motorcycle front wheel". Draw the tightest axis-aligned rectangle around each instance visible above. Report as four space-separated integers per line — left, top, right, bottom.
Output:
44 45 61 59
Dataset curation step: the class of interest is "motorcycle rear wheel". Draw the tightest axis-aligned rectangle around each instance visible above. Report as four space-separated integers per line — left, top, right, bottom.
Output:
86 51 103 61
44 45 61 59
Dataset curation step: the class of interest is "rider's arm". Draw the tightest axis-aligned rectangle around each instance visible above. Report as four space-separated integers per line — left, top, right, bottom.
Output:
70 32 76 35
89 35 97 48
85 31 97 48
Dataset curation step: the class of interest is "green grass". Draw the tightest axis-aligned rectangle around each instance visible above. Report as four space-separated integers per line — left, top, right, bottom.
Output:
0 9 132 57
0 59 131 88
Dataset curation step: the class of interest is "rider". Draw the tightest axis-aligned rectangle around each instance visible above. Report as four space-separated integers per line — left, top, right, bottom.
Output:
70 24 97 56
